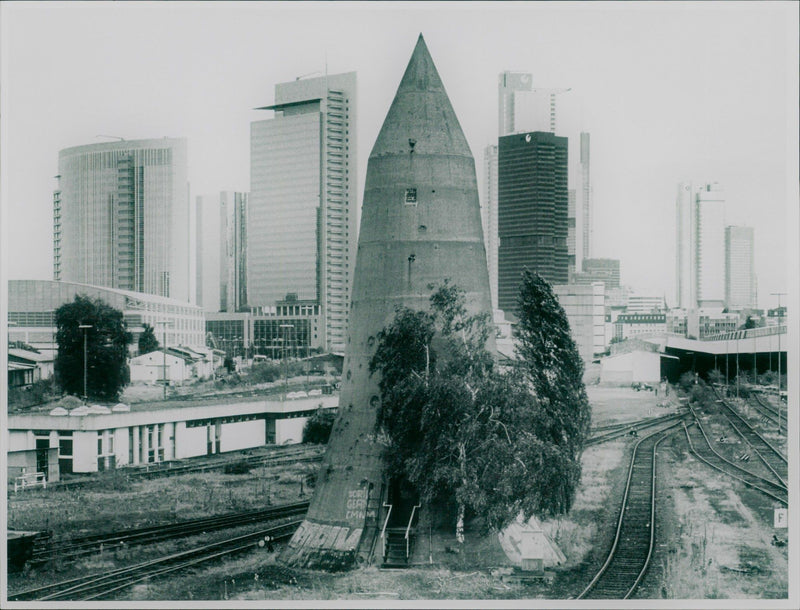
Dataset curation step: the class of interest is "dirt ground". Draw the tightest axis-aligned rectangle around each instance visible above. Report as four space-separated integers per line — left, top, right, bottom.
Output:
7 382 789 602
638 430 788 599
588 384 680 427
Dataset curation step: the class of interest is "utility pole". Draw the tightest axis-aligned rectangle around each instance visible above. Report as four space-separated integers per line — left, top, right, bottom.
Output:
156 321 170 400
78 324 92 401
280 324 294 397
771 292 786 395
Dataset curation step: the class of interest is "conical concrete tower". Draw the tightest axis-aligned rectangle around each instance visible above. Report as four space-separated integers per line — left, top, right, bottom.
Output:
282 34 494 570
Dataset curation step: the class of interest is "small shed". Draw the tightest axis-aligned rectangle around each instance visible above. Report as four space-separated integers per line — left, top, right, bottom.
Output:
129 350 191 385
498 514 566 569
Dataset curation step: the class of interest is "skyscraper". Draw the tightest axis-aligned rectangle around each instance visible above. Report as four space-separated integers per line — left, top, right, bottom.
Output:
675 181 726 310
675 182 696 309
497 131 569 313
53 138 191 302
580 132 592 263
498 71 533 136
487 73 590 296
695 183 726 308
725 225 756 309
249 72 356 353
482 144 499 309
196 191 248 312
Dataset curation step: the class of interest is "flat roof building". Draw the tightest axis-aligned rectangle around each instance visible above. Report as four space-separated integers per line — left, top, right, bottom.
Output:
553 282 605 361
8 280 205 352
497 131 568 313
676 181 726 310
574 258 620 290
725 225 756 310
249 72 357 353
7 394 337 477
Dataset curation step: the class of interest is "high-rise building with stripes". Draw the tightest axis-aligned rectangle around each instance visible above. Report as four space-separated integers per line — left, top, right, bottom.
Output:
497 131 569 313
725 225 756 310
248 73 357 353
675 181 726 310
53 138 191 302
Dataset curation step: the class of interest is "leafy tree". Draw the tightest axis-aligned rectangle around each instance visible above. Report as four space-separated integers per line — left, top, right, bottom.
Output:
370 280 588 544
740 316 757 330
138 323 160 355
513 269 591 514
678 371 697 392
55 295 132 401
303 407 337 444
248 362 282 384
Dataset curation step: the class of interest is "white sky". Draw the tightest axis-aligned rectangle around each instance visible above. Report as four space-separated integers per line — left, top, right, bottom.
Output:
1 1 797 309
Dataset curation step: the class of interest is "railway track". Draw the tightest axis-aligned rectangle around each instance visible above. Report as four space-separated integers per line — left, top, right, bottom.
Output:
30 500 310 564
586 412 688 446
578 422 682 599
682 417 787 505
10 521 302 601
709 387 787 487
48 445 323 490
750 392 786 433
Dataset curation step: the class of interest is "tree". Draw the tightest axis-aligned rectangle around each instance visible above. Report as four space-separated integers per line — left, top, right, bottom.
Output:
55 295 131 401
138 323 160 355
513 269 591 515
740 316 757 330
370 280 588 544
303 407 336 444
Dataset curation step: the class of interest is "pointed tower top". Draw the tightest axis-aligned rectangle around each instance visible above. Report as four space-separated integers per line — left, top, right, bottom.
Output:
371 35 472 158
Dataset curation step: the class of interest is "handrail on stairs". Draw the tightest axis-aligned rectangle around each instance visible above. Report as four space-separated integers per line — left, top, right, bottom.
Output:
381 503 392 560
405 504 421 560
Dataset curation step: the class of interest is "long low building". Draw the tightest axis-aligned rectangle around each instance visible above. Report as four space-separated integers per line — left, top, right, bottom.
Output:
8 279 205 351
7 394 338 480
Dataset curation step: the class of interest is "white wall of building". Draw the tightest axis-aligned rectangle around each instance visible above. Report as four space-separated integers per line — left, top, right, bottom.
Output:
114 428 130 467
553 282 606 361
275 417 309 445
220 420 266 453
7 430 32 452
174 422 208 459
601 351 662 384
72 430 99 473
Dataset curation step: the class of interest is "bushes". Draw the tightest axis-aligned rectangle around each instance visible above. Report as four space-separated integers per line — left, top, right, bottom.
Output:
223 460 252 475
302 407 336 444
7 378 60 409
248 363 282 384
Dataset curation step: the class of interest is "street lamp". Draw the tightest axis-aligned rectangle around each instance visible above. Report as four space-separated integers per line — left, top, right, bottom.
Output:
155 321 171 400
280 324 294 395
78 324 92 400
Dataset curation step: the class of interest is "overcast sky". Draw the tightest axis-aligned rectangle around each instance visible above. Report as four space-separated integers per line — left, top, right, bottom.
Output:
2 1 797 309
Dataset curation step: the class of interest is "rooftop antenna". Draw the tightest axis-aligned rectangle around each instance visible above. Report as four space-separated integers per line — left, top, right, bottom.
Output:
96 135 125 141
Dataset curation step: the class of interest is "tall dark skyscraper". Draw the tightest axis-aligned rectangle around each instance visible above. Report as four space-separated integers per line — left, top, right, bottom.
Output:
497 131 568 313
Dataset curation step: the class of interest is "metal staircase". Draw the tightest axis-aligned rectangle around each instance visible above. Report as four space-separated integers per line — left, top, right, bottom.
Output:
380 503 420 568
